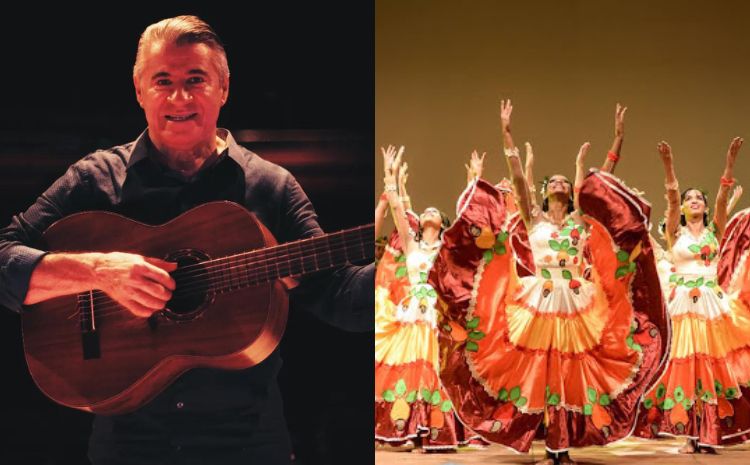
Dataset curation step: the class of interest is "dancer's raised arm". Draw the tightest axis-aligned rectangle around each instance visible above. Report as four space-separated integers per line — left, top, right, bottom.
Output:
601 103 627 173
375 192 388 238
573 142 591 212
524 142 539 209
714 137 743 240
658 141 681 248
500 99 533 225
382 145 416 253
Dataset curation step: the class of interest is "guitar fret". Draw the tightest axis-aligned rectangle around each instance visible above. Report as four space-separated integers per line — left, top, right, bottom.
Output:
312 243 319 271
242 256 251 289
286 242 296 277
221 260 229 291
263 250 273 282
227 258 238 290
296 241 305 275
281 245 289 276
223 261 232 292
324 234 334 268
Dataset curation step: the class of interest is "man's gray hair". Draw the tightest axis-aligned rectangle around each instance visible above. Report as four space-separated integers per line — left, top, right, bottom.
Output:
134 15 230 85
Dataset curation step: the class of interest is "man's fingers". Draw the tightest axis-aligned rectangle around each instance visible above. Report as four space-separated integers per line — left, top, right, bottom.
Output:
139 279 173 301
145 256 177 271
140 260 177 291
131 288 169 312
122 298 158 318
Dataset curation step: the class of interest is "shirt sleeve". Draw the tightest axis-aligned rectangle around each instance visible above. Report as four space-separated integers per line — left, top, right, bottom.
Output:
0 162 93 312
280 174 374 332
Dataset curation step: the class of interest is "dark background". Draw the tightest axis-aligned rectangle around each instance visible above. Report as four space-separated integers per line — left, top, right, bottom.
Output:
0 3 373 465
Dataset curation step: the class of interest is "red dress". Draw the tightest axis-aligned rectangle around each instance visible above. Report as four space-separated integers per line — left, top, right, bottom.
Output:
429 172 669 453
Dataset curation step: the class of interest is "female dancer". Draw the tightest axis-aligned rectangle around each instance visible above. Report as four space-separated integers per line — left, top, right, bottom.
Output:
430 101 668 465
375 146 478 452
637 139 750 453
653 184 743 297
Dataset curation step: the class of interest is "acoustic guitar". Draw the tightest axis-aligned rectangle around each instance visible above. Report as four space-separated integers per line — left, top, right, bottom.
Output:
21 201 373 415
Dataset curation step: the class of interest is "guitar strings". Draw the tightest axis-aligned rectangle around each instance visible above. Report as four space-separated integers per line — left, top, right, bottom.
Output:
75 233 374 320
78 232 370 317
82 225 372 307
167 224 372 276
74 242 365 321
165 224 373 281
79 241 368 321
129 228 373 295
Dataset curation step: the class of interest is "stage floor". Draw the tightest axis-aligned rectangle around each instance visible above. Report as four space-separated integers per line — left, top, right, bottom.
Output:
375 437 750 464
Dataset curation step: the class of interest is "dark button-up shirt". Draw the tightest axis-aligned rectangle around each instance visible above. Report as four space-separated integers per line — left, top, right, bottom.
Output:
0 129 374 460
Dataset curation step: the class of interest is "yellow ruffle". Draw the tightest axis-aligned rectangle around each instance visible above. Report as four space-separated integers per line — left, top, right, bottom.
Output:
669 296 750 359
506 281 610 353
375 287 441 367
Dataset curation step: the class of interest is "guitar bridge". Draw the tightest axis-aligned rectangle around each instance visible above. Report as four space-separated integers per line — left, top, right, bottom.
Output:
78 291 101 360
81 330 100 360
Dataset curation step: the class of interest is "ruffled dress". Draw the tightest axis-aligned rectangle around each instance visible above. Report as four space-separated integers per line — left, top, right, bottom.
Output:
375 230 480 449
430 172 668 453
636 216 750 446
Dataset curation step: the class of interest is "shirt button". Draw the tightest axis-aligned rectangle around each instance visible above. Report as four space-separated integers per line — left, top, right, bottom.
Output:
176 401 184 409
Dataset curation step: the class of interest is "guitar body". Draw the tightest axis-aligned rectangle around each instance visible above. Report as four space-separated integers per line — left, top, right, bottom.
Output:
22 202 289 415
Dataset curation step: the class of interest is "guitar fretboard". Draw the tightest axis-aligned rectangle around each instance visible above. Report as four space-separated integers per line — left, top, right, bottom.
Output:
179 223 374 294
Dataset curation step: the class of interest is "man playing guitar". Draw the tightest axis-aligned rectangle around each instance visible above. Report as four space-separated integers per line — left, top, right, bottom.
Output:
0 15 373 465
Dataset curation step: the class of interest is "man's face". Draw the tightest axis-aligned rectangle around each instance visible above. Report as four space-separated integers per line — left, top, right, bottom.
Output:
134 41 229 154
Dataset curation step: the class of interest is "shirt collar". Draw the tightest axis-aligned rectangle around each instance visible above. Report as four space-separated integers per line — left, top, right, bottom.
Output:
126 128 248 170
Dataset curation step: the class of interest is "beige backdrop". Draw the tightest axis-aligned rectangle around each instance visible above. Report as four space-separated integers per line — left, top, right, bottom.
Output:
376 0 750 241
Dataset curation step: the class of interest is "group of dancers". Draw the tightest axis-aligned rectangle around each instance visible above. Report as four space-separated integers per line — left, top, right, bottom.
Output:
374 100 750 465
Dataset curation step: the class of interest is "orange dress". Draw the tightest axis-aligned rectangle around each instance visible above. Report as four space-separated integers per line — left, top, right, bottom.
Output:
636 220 750 446
375 226 482 449
430 172 668 453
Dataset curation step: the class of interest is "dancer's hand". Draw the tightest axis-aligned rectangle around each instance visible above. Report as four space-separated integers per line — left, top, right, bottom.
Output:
576 142 591 168
657 141 673 165
398 162 409 189
614 103 627 138
524 142 534 172
500 99 513 133
727 137 744 166
728 185 743 215
465 149 486 180
381 144 404 183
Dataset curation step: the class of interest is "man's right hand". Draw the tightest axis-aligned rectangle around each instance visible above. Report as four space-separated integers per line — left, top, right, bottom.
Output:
24 251 177 318
93 252 177 318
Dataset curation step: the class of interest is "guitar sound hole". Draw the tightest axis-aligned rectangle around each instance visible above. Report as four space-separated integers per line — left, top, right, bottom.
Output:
163 249 215 322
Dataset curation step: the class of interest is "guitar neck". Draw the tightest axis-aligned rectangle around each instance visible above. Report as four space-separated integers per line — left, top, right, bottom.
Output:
196 223 374 292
